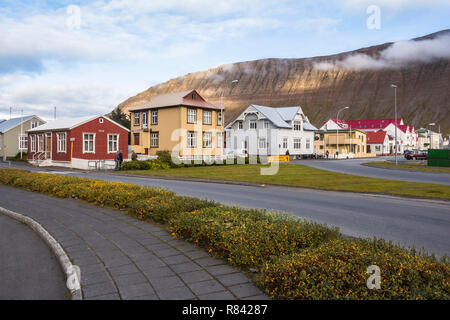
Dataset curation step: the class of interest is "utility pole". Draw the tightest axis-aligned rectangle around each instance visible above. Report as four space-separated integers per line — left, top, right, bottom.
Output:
391 84 398 165
54 106 56 120
20 109 23 160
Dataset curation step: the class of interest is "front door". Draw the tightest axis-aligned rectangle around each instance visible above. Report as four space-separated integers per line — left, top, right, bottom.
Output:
45 133 52 159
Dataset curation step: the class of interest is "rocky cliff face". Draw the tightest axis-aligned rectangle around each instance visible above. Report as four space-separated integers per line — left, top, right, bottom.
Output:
118 30 450 134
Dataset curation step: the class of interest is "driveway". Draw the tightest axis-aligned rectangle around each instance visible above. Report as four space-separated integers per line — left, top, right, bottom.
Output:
294 157 450 185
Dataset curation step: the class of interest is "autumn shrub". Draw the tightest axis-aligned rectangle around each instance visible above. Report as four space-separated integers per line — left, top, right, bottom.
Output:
169 206 341 268
258 238 449 300
120 159 169 171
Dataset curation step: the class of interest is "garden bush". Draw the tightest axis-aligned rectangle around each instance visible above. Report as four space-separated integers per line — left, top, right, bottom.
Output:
120 159 169 171
258 238 449 300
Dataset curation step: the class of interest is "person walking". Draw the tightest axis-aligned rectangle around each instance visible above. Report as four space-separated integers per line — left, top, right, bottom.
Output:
326 150 329 159
114 151 120 171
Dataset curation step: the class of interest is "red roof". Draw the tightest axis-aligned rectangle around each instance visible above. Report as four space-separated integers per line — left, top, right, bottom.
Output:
366 131 387 144
332 118 403 130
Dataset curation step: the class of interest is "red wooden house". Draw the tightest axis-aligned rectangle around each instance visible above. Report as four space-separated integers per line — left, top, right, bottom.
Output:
27 115 129 170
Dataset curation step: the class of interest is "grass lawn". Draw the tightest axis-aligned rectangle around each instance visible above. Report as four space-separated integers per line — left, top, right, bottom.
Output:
123 163 450 200
366 161 450 174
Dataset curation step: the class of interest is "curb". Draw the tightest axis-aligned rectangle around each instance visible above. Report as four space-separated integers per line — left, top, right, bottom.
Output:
0 206 82 300
361 163 449 175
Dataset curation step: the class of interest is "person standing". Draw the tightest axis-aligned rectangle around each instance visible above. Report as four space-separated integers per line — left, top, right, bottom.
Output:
118 150 123 170
114 151 120 171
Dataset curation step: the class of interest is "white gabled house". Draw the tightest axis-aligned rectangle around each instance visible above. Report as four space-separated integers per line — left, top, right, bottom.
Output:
225 105 317 158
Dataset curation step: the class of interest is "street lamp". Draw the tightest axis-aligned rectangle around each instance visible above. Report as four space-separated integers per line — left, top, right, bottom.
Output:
336 107 349 159
428 123 436 149
391 84 398 165
220 79 239 157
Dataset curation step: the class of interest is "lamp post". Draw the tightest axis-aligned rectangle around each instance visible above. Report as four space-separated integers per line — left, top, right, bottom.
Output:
428 123 436 149
336 107 349 159
391 84 398 165
220 79 239 157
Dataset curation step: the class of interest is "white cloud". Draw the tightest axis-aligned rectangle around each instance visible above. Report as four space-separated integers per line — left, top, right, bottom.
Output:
340 0 450 10
314 33 450 71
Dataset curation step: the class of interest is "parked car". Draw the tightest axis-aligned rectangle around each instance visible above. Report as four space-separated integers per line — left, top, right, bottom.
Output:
406 150 428 160
404 150 412 159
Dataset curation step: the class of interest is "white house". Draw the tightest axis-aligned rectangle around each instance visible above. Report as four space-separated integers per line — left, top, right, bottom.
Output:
366 131 390 155
225 105 317 158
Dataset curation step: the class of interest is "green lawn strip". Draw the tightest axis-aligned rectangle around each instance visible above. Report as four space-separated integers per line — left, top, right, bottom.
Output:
123 164 450 200
365 161 450 173
0 168 448 299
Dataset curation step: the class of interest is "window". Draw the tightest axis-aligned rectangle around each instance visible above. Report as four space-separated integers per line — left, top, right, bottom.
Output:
57 133 66 153
203 132 212 148
217 112 223 126
134 112 140 126
217 132 223 148
151 110 158 125
30 135 36 152
99 118 104 124
31 120 39 129
150 132 159 148
375 146 381 152
108 134 118 153
203 111 212 125
294 138 301 149
264 121 269 129
250 120 257 129
192 93 197 100
142 112 147 127
306 138 311 149
83 133 95 153
134 133 140 145
294 121 302 131
238 121 243 130
283 137 288 149
38 135 44 152
19 135 27 150
259 138 266 149
187 131 197 148
188 109 197 124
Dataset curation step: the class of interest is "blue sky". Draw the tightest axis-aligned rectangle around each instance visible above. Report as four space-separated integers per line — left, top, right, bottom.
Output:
0 0 449 120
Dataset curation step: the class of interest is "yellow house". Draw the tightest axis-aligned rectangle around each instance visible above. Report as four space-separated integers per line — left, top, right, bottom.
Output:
129 90 225 159
315 129 375 159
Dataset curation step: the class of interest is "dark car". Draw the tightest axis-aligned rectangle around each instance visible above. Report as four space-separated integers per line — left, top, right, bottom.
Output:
406 150 428 160
404 150 412 159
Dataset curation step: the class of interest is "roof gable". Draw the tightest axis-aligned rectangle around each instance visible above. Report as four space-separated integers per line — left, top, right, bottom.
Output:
28 115 130 132
0 115 41 133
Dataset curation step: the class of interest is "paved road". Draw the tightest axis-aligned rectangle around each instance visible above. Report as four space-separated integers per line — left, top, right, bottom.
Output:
0 213 67 299
38 170 450 257
0 185 267 300
294 157 450 185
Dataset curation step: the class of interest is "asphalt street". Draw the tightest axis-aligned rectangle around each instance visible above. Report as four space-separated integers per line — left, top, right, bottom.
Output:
44 170 450 257
295 157 450 185
0 213 67 299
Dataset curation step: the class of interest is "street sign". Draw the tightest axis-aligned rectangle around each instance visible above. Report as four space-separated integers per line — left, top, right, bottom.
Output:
70 138 75 142
268 156 290 163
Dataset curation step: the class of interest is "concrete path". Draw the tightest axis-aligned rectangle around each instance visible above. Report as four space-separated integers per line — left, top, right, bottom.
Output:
0 185 268 300
294 157 450 185
0 213 67 299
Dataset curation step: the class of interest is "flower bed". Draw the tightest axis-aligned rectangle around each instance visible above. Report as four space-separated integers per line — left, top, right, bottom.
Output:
0 169 448 299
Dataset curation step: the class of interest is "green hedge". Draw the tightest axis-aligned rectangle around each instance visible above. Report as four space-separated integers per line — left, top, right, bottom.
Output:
0 168 448 300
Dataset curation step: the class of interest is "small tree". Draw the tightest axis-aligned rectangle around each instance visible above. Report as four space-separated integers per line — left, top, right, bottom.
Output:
109 107 131 130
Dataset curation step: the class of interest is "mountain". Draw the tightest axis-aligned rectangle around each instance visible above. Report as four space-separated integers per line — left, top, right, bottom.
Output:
117 30 450 134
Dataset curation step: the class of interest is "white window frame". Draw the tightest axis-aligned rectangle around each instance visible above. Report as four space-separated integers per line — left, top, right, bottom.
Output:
283 137 288 149
18 134 27 150
83 133 96 154
238 121 243 130
188 109 197 124
258 138 266 149
306 138 311 150
134 112 140 126
187 131 197 148
203 132 212 148
107 134 119 153
250 120 257 129
30 135 36 152
151 110 158 125
142 112 147 126
217 132 223 148
30 120 39 129
57 132 67 153
38 134 44 152
264 121 269 129
203 110 212 125
294 120 302 131
294 138 301 149
150 132 159 148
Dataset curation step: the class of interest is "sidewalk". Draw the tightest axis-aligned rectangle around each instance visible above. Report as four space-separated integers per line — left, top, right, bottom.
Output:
0 185 268 300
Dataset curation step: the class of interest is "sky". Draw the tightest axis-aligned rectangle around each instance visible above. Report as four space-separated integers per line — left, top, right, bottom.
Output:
1 0 449 121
